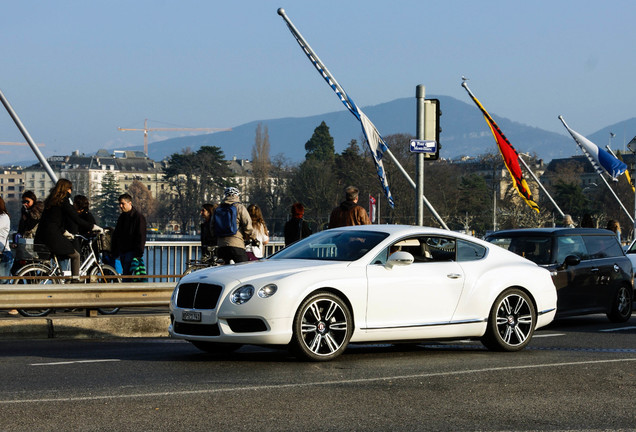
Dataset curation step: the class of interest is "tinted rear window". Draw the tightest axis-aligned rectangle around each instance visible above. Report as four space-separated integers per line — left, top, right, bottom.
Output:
487 235 553 265
581 235 624 259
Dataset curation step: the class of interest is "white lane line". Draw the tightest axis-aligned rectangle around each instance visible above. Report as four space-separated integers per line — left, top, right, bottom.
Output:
4 357 635 405
30 359 121 366
533 333 566 338
600 326 636 332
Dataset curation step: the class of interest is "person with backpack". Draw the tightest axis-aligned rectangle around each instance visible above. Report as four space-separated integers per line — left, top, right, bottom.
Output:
210 186 253 264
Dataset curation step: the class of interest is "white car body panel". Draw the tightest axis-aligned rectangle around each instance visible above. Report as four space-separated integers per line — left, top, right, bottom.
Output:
169 225 557 349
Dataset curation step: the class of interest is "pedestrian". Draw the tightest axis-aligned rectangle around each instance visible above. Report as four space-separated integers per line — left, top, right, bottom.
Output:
34 179 101 281
200 203 217 259
111 193 147 276
284 202 312 246
0 197 13 282
210 186 253 264
73 195 97 238
606 219 621 243
580 213 594 228
247 204 269 259
328 186 371 229
17 190 44 239
0 197 15 314
562 214 575 228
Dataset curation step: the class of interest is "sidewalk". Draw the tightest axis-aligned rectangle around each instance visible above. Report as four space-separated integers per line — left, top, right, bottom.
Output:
0 313 170 340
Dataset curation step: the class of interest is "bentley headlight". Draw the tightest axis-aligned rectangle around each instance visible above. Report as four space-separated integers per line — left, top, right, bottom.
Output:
258 284 278 298
231 285 255 305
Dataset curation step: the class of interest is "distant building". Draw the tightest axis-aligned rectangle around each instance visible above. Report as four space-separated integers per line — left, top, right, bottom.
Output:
0 166 25 201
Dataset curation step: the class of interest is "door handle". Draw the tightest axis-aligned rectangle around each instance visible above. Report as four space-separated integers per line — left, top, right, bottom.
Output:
447 273 462 279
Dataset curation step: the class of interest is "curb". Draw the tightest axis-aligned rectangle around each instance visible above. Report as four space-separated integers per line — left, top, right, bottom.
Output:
0 314 170 340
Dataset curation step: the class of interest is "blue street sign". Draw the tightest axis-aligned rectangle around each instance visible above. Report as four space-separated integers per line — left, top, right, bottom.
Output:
409 139 437 153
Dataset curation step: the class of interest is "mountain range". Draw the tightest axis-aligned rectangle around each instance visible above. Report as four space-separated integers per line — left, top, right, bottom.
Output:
133 95 636 164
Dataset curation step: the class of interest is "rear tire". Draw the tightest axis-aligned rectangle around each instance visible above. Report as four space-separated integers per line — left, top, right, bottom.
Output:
481 288 536 352
607 285 632 323
89 265 122 315
14 263 56 317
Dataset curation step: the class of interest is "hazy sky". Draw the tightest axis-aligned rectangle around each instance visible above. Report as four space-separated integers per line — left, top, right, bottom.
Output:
1 0 635 164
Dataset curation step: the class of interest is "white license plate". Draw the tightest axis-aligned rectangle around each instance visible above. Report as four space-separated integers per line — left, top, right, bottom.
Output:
182 310 202 322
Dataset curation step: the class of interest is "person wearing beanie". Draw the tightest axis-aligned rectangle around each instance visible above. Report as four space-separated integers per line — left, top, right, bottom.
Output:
284 202 312 246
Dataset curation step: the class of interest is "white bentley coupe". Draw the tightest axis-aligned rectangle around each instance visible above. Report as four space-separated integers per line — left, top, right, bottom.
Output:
169 225 557 361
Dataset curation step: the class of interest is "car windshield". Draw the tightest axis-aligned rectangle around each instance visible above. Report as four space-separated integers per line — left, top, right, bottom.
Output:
271 230 389 261
487 235 553 265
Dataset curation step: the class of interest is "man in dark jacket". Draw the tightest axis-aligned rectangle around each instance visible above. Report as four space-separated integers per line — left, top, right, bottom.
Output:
111 193 147 275
328 186 371 228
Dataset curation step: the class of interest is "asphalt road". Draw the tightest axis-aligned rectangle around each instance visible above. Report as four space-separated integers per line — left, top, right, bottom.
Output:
1 315 635 431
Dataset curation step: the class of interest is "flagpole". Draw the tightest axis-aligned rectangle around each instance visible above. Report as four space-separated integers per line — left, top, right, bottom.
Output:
517 154 565 217
559 116 634 224
278 8 449 230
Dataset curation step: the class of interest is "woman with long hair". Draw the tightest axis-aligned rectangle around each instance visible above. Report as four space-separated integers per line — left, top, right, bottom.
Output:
246 204 269 259
35 179 99 280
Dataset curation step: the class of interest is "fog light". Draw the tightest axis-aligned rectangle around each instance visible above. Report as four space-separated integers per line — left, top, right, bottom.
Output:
231 285 255 305
258 284 278 298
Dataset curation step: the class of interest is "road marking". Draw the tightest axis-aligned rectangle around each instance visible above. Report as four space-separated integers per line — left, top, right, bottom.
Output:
533 333 565 338
3 357 635 405
30 359 121 366
600 326 636 332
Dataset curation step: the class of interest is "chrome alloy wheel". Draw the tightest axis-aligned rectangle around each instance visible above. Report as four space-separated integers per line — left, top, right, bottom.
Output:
298 295 350 359
494 293 534 347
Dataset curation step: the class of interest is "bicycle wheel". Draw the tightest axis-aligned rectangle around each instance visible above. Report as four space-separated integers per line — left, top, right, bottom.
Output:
89 264 122 315
14 263 56 317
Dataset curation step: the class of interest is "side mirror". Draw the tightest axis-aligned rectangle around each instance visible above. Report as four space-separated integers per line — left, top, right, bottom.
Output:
558 254 581 270
386 251 414 269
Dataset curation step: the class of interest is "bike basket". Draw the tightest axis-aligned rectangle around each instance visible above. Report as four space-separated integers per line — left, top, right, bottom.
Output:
97 230 113 253
15 243 51 261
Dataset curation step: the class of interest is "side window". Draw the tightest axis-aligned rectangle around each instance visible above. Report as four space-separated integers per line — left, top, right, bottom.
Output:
582 235 624 259
381 236 456 263
457 240 487 262
555 235 588 263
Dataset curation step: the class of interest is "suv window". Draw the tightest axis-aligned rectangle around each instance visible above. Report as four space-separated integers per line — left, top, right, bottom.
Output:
581 235 623 259
555 235 588 263
488 235 553 265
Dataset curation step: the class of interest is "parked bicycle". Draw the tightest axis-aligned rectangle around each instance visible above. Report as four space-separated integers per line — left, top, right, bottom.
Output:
183 246 223 276
12 233 122 317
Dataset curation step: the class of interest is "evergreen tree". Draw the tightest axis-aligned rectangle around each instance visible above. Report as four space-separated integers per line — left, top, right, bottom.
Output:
305 121 335 163
93 172 121 227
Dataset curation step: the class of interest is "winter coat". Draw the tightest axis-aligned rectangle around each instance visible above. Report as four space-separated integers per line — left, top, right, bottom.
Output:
209 195 253 249
328 200 371 229
284 217 312 246
112 207 147 258
35 196 94 256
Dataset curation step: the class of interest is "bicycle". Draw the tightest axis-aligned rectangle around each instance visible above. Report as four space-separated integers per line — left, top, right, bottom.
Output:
12 233 122 317
183 245 223 276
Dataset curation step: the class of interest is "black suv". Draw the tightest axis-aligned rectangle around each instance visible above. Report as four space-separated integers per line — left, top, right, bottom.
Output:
485 228 633 322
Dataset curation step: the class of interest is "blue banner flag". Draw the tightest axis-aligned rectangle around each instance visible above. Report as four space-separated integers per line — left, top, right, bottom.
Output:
559 116 627 181
278 8 394 207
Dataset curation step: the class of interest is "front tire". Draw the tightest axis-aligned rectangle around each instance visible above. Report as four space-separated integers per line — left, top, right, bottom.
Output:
290 292 353 361
607 285 632 323
481 288 536 352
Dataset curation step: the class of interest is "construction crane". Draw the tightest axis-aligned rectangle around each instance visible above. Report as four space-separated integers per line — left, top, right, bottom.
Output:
118 119 232 155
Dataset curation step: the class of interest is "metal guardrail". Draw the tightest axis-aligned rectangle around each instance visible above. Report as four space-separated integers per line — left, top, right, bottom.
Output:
0 282 174 310
0 240 286 315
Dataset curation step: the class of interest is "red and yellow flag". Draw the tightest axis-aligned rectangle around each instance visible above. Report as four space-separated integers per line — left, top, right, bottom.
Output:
462 83 539 213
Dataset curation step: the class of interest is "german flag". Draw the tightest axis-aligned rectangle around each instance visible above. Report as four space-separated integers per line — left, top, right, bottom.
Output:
462 82 539 213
